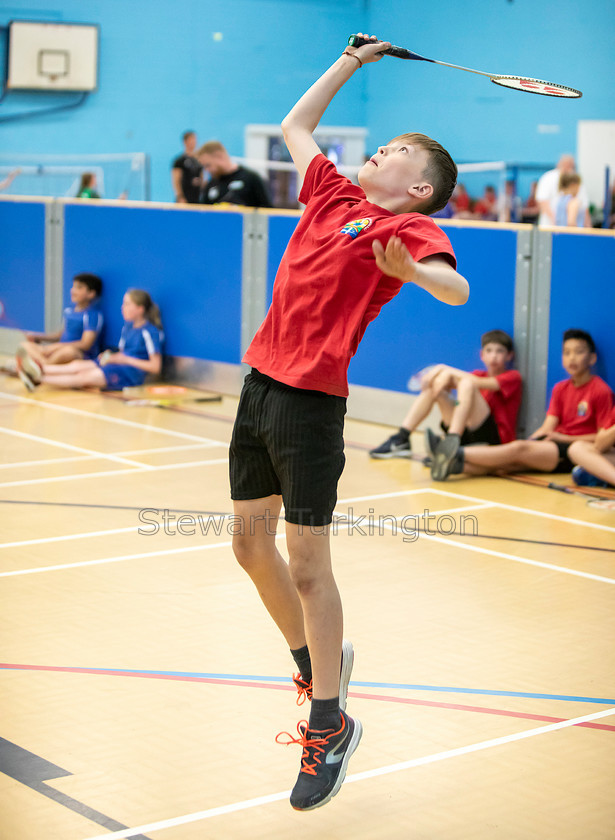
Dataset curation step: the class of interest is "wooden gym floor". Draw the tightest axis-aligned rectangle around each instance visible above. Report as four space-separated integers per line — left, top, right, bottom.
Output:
0 372 613 839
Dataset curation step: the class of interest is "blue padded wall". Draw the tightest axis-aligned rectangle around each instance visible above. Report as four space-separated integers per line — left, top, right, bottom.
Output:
266 215 301 305
0 201 46 332
62 203 244 362
349 225 519 392
547 232 615 400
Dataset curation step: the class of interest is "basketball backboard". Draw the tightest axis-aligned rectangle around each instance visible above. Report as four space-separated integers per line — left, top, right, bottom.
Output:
7 21 98 92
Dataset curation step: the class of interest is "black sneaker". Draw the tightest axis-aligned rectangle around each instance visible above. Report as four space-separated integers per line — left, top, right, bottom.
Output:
292 639 354 711
431 433 461 481
278 710 363 811
424 427 441 458
369 431 411 459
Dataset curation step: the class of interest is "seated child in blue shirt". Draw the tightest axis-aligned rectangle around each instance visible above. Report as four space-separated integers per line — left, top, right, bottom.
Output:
18 289 163 392
18 273 103 373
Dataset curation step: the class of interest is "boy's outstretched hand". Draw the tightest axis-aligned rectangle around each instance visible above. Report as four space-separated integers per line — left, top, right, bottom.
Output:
373 236 418 284
345 34 391 64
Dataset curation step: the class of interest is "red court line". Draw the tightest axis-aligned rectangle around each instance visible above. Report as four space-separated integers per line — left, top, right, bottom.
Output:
3 663 614 732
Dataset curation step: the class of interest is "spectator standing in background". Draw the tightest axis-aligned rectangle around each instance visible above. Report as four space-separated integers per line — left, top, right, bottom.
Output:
536 154 590 226
77 173 100 199
171 131 203 204
198 141 272 208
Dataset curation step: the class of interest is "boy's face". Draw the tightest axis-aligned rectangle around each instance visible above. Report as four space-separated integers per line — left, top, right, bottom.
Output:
70 280 95 308
358 141 432 209
562 338 595 377
480 342 512 375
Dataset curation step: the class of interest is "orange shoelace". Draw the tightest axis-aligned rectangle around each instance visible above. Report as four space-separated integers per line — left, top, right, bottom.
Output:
275 721 330 776
292 673 313 706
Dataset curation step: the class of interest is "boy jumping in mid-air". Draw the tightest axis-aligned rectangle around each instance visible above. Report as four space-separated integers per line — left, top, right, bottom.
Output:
370 329 522 480
229 34 469 811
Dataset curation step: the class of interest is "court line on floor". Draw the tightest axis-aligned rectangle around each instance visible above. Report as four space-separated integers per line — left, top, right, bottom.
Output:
3 664 612 730
80 706 615 839
0 426 150 469
5 664 610 705
0 457 228 489
0 538 236 576
0 443 224 471
418 530 615 584
0 501 486 551
426 487 615 534
0 390 225 444
113 442 224 456
2 491 611 581
0 454 96 471
0 499 489 574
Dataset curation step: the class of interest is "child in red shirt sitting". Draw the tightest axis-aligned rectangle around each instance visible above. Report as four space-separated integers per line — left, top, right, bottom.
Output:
440 329 613 479
569 403 615 488
370 329 522 481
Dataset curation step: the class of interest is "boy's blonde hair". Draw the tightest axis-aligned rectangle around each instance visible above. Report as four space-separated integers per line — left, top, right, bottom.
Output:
390 132 457 215
559 172 581 191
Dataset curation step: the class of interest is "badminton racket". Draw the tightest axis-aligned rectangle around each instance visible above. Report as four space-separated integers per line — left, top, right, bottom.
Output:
347 35 582 98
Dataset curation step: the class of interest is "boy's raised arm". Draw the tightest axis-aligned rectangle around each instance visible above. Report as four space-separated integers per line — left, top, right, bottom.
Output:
281 37 388 179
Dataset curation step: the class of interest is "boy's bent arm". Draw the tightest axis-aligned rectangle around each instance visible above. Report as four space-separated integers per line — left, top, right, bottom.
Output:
596 423 615 453
529 414 558 439
373 237 469 305
281 39 388 179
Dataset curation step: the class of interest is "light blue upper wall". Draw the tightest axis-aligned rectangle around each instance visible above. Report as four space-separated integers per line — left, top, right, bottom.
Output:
0 0 370 200
1 0 613 201
364 0 615 163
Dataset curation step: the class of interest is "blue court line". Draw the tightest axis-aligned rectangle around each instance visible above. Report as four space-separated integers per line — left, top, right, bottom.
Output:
9 665 609 705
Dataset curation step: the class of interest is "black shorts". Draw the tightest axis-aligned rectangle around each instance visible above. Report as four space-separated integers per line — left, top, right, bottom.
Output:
530 437 574 473
229 369 347 526
551 441 574 474
441 412 502 446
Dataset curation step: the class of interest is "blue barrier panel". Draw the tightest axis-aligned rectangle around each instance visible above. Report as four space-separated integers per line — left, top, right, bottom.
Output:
547 232 615 401
62 203 244 362
349 225 519 392
0 200 46 332
266 214 301 304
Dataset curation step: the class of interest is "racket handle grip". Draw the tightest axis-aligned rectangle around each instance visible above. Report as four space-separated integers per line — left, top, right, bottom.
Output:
347 34 426 61
547 482 572 494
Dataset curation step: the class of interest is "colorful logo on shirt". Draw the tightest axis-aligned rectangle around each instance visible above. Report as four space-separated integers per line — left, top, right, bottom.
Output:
577 400 588 417
340 217 372 239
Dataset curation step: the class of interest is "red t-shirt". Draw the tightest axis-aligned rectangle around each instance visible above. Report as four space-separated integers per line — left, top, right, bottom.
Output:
244 154 457 397
472 369 522 443
547 376 613 435
604 404 615 429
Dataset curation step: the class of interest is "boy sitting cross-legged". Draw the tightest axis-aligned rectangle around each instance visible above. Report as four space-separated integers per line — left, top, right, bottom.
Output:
437 328 613 481
370 329 522 480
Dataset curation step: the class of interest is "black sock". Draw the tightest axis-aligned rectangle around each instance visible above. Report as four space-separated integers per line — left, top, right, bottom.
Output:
290 645 312 683
309 696 341 732
398 427 410 443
